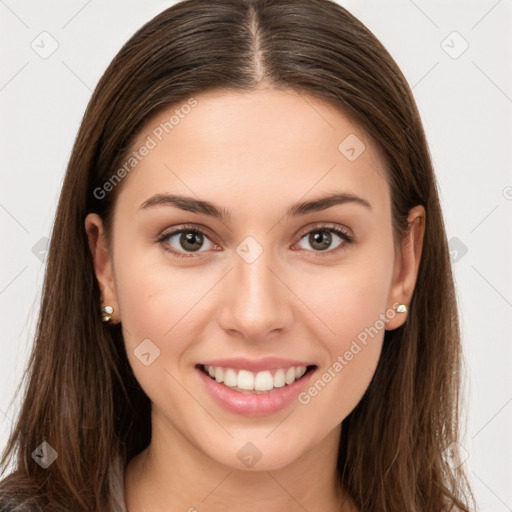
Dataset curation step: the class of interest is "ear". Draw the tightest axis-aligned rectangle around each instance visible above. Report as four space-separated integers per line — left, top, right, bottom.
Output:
385 205 425 330
85 213 119 323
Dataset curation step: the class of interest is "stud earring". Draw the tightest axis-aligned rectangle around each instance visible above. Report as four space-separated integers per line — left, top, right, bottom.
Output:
102 305 114 322
396 304 407 313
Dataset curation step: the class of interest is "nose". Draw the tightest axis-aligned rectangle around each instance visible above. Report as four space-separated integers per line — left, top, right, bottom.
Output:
217 242 295 341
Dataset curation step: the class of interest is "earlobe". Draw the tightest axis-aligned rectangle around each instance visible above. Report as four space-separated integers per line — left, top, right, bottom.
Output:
385 205 426 330
84 213 119 323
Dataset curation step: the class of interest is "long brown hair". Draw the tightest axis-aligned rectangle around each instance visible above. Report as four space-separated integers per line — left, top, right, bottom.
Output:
0 0 476 510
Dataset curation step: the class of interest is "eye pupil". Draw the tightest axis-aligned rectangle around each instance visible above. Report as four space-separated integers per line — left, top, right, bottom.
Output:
310 230 332 251
180 231 203 252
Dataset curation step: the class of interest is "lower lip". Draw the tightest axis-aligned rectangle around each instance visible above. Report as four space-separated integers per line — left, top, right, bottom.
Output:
196 366 316 416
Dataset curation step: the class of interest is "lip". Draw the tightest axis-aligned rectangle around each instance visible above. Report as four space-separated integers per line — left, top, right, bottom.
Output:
195 363 317 416
196 357 313 373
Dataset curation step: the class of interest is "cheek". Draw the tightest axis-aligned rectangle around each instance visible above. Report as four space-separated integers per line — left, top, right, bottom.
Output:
297 250 393 349
114 266 173 338
112 243 222 382
292 245 394 423
112 255 203 410
111 240 193 356
295 285 387 436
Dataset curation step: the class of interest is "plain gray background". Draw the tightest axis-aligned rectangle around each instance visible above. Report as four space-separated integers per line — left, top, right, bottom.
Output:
1 1 511 510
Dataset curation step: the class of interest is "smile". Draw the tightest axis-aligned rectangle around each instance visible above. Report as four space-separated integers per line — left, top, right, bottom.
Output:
200 364 313 393
195 360 317 416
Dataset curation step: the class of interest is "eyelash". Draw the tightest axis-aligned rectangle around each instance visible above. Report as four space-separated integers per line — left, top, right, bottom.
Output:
156 223 354 259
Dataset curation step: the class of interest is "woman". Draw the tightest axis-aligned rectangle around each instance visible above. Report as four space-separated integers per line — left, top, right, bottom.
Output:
0 0 476 510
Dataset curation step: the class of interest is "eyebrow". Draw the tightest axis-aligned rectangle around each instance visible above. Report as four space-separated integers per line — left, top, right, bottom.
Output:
139 192 372 221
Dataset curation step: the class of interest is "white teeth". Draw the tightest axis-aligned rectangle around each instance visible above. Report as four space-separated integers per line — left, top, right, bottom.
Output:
285 367 296 385
254 370 273 391
203 364 310 392
295 366 306 379
223 368 237 387
237 370 254 390
273 368 285 388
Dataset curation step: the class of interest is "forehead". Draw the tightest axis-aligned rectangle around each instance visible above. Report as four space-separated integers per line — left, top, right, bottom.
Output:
117 88 390 218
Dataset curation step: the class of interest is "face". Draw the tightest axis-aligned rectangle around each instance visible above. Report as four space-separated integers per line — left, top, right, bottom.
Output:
86 88 424 471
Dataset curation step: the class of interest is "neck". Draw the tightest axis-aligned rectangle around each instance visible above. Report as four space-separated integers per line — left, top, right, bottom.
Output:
124 410 355 512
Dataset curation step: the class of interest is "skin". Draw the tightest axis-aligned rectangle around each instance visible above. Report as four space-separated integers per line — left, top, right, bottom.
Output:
85 88 425 512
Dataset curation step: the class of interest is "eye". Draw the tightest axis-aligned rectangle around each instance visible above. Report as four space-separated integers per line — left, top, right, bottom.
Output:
157 223 354 259
294 224 354 255
157 225 218 258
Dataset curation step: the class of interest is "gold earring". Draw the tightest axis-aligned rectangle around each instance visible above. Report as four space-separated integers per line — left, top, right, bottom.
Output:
102 305 114 322
396 304 407 313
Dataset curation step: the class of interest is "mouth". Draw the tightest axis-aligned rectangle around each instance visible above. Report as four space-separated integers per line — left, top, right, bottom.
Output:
197 363 317 394
195 357 318 415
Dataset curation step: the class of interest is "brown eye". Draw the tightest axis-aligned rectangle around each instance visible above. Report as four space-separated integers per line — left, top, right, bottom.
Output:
295 225 353 255
159 227 216 258
308 230 334 251
176 231 205 252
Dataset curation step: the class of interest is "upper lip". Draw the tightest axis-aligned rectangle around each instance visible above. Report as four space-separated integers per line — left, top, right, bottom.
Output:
197 357 315 373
